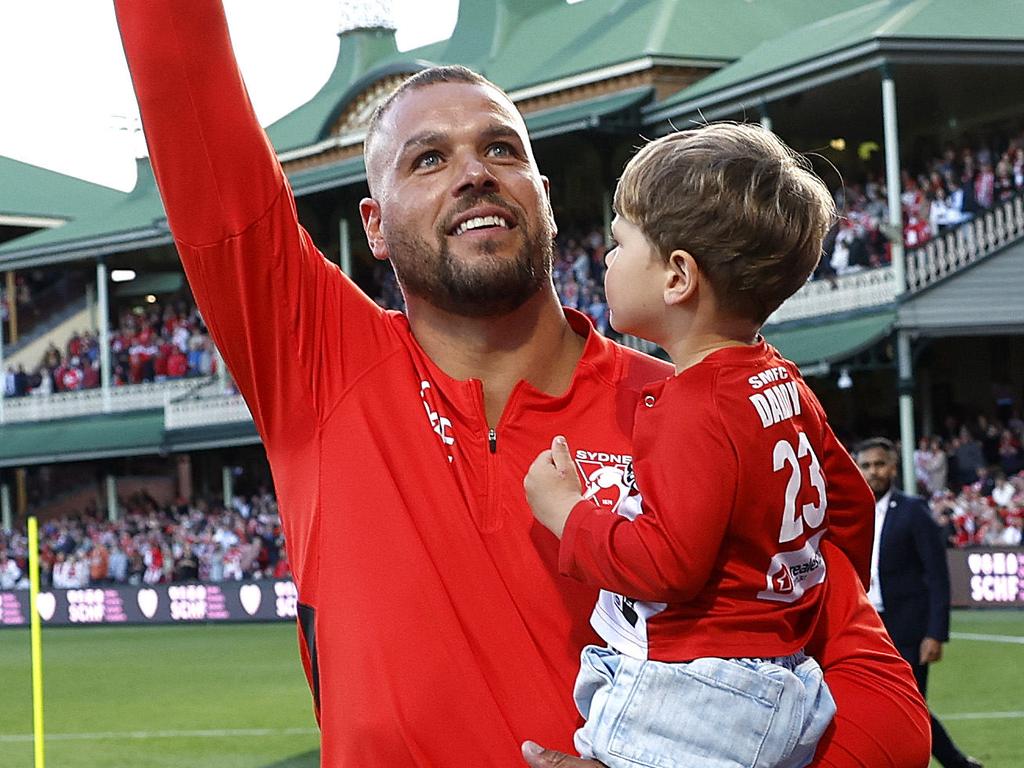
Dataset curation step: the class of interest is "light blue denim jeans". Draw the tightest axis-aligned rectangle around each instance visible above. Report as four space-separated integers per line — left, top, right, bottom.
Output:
573 645 835 768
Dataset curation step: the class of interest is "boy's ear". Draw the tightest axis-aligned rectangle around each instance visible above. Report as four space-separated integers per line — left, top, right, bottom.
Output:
664 249 699 306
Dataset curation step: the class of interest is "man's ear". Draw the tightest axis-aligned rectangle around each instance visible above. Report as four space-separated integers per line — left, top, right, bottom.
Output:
540 175 558 239
359 198 390 261
664 249 699 306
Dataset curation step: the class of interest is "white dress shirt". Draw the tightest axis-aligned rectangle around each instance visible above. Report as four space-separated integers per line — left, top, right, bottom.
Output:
867 489 892 612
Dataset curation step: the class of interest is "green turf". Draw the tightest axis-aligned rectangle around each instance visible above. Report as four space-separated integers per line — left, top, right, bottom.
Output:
1 611 1021 767
0 623 319 768
928 611 1024 768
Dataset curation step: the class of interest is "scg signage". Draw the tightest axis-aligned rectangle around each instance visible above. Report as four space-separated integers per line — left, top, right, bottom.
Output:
0 579 298 628
949 548 1024 607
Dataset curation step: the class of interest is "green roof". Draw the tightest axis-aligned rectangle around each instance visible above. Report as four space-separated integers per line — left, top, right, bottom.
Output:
481 0 862 91
0 411 165 468
289 155 368 196
113 272 184 298
0 159 168 267
523 87 653 139
762 309 895 367
647 0 1024 122
268 0 865 153
0 156 125 222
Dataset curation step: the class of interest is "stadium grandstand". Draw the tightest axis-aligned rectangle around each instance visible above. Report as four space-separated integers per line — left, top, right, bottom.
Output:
1 2 1022 763
3 0 1022 587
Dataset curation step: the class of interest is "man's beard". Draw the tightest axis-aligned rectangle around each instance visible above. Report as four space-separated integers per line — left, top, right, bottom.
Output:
385 200 554 318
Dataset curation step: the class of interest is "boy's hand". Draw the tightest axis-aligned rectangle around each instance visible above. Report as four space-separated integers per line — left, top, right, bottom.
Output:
524 436 583 539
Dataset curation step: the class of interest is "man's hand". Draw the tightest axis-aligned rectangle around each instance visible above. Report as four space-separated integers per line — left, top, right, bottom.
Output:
919 636 943 665
524 436 583 539
522 741 607 767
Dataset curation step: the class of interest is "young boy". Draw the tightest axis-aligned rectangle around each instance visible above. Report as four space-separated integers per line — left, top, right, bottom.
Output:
525 123 875 768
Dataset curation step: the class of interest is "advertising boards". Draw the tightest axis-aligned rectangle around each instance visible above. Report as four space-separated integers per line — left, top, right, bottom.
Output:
0 579 298 628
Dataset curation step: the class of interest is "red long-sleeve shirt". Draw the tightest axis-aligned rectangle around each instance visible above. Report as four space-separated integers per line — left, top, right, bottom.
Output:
560 342 874 661
115 2 929 765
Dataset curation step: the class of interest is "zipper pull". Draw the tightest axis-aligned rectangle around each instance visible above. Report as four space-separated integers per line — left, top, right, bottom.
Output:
488 428 497 453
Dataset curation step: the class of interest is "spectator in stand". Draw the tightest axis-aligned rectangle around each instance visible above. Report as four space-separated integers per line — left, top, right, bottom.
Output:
88 539 110 585
108 543 129 584
0 551 23 590
173 542 199 581
998 428 1023 474
995 159 1015 203
975 162 995 209
952 427 986 488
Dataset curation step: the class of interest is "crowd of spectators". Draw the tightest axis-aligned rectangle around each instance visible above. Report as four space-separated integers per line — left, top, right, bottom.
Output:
371 225 613 335
0 490 288 591
913 413 1024 548
819 130 1024 280
2 299 219 399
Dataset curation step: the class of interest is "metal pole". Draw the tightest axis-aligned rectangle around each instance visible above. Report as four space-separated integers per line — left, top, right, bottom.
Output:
86 282 95 331
882 74 905 294
106 474 118 522
96 260 112 413
1 483 11 532
5 271 18 344
897 330 916 494
339 218 352 275
759 114 773 132
222 465 234 510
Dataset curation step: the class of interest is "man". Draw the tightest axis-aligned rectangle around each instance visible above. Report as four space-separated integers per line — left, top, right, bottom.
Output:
115 2 928 765
855 438 982 768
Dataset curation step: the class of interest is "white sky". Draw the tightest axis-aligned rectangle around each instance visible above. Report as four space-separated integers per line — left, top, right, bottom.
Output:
0 1 460 191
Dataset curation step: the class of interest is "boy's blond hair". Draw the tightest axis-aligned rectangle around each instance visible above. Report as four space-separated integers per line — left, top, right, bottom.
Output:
614 123 836 325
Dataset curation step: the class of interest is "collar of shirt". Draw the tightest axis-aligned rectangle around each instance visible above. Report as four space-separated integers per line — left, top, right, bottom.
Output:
875 488 893 517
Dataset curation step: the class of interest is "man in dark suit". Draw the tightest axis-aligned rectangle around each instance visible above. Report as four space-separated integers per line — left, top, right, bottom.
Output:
855 437 983 768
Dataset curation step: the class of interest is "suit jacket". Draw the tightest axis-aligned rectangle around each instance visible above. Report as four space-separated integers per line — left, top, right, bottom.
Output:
878 489 951 650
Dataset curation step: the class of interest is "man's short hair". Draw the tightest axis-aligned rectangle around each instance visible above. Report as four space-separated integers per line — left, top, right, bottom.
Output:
853 437 898 459
363 65 507 194
614 123 836 325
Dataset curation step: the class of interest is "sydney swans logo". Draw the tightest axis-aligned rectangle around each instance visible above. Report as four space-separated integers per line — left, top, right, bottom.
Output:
574 450 637 516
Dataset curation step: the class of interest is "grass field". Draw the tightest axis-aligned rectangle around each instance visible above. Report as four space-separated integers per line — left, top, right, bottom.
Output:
1 610 1021 767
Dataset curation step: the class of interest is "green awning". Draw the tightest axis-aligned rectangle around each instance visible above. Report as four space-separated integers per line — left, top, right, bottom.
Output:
287 155 367 196
524 87 653 140
164 420 261 452
762 309 895 367
0 411 165 468
113 272 184 298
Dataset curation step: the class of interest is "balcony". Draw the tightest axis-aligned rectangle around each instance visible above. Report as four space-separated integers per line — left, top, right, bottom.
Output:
1 377 207 424
767 196 1024 325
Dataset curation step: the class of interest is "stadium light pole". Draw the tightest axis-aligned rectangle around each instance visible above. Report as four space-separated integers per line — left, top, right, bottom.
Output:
96 258 113 413
882 68 916 493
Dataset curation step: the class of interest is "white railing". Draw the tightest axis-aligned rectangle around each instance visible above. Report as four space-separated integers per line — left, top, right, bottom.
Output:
768 265 897 324
768 195 1024 324
0 378 210 424
164 392 252 430
906 196 1024 292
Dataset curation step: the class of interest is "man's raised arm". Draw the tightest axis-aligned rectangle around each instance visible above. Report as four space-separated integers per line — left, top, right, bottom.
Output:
115 0 284 244
115 0 390 437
